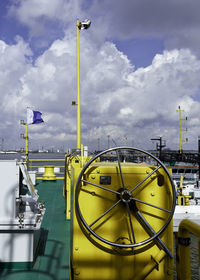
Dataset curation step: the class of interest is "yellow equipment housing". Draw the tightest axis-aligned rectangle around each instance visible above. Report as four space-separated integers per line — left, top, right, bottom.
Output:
70 147 175 280
64 153 93 219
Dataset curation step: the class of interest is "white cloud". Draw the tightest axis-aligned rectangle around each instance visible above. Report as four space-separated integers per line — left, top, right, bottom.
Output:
8 0 83 37
81 47 200 150
7 0 200 58
2 0 200 153
1 29 200 151
0 37 32 112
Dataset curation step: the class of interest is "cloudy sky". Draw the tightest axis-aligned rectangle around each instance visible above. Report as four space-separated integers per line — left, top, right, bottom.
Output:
1 0 200 152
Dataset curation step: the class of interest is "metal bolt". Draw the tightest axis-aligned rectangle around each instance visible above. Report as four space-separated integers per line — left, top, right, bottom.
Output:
74 269 80 275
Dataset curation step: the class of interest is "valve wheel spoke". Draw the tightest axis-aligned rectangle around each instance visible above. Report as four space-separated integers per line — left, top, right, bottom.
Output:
81 179 120 195
130 165 161 193
126 202 136 243
131 197 172 213
116 150 126 190
135 209 173 258
89 199 121 228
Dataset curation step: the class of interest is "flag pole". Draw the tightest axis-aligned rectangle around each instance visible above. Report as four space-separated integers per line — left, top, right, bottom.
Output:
76 19 91 151
25 122 29 167
76 19 81 150
20 120 29 168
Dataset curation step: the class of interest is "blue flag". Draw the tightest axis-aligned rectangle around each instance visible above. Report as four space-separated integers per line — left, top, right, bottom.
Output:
27 108 44 125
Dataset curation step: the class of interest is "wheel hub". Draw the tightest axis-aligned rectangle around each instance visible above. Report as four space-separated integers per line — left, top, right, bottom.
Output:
120 189 132 203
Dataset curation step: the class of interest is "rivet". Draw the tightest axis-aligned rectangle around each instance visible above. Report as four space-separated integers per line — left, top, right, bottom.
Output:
75 269 80 275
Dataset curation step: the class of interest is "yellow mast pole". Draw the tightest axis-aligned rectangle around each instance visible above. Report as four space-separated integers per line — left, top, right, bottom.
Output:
177 105 188 154
178 106 182 154
21 120 29 167
25 123 29 167
76 19 81 150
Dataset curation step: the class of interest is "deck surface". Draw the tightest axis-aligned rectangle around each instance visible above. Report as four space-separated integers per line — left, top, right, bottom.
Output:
0 179 70 280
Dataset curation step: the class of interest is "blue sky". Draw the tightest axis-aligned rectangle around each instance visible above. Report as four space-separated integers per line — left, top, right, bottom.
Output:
113 37 165 69
1 0 200 151
0 1 27 43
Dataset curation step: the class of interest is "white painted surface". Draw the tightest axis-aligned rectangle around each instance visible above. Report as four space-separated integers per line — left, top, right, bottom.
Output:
173 205 200 232
0 160 45 263
28 171 36 185
38 167 60 173
0 232 34 262
0 160 19 221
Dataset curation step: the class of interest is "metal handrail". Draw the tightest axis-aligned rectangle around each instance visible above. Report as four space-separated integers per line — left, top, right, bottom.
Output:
28 158 65 180
177 219 200 279
29 159 65 161
31 165 64 168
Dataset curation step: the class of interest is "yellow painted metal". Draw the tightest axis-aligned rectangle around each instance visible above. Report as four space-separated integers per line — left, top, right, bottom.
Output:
37 176 64 180
42 166 56 180
66 158 72 219
27 158 65 180
21 122 29 166
64 154 92 219
77 19 81 149
177 106 183 154
176 105 187 154
177 219 200 279
71 163 174 280
177 175 191 205
30 159 65 162
177 195 191 206
25 123 28 164
76 19 90 149
134 249 167 280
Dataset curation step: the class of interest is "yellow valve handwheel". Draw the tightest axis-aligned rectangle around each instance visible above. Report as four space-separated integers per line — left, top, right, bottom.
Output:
75 147 176 257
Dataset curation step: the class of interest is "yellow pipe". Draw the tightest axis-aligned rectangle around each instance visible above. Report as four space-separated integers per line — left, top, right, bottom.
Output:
177 106 187 154
177 219 200 279
179 219 200 241
77 19 81 149
81 143 84 167
198 239 200 269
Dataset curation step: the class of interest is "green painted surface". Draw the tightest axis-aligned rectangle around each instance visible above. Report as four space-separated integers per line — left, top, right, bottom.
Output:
0 180 70 280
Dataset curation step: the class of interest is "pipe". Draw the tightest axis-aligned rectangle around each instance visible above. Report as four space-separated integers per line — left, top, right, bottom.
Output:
177 219 200 279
